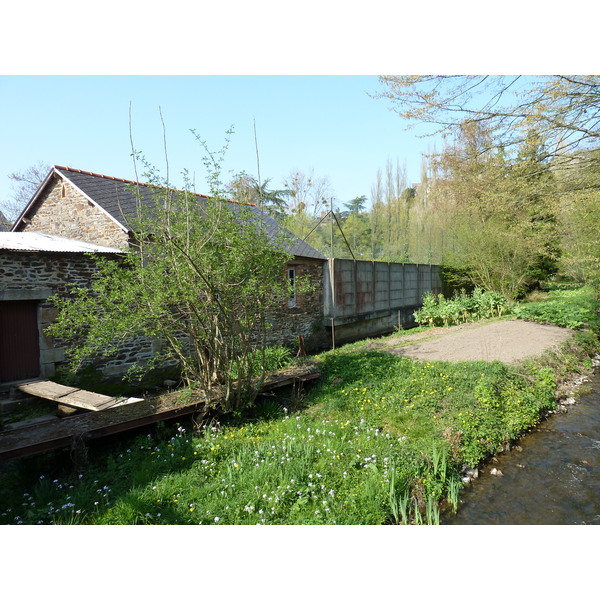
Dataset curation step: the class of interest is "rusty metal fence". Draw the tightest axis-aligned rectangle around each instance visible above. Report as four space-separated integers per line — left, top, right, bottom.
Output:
323 259 442 325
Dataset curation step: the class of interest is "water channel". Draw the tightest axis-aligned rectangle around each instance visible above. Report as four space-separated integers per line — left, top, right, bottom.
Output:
443 367 600 525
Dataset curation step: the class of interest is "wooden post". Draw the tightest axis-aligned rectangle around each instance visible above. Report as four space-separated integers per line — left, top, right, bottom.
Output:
296 335 306 357
331 317 336 350
329 258 336 350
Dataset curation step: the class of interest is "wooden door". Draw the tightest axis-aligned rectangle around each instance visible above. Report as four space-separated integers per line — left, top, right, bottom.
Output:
0 300 40 383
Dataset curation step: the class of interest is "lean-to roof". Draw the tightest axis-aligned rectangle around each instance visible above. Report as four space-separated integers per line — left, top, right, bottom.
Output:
0 232 122 253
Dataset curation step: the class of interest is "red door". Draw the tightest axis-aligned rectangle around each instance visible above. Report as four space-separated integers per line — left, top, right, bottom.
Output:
0 301 40 383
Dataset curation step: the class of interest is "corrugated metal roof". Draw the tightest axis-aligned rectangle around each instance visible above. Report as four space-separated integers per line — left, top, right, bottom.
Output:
0 232 122 254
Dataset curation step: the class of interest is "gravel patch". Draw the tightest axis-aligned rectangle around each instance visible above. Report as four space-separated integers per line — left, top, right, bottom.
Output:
364 320 574 364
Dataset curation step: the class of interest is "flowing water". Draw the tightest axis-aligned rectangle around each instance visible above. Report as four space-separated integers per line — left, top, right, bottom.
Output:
443 368 600 525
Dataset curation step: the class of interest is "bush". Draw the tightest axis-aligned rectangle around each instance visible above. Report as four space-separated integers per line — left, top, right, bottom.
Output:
413 288 508 327
513 285 600 331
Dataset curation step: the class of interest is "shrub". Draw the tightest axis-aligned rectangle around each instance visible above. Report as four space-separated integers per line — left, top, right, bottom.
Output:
413 288 508 327
513 285 599 331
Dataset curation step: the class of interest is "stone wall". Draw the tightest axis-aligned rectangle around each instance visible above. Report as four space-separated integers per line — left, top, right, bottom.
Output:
16 176 129 250
0 249 327 385
0 250 135 380
265 259 327 351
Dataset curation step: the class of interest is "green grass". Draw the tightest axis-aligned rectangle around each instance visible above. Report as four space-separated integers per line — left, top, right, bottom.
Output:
1 286 598 525
0 352 575 526
514 284 600 332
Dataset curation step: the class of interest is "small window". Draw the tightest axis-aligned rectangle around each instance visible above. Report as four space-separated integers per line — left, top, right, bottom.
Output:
288 267 297 308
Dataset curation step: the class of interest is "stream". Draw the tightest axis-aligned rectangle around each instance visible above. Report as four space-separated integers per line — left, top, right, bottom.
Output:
443 366 600 525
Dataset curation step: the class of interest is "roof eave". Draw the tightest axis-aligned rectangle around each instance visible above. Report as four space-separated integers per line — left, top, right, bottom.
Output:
55 167 131 233
10 167 58 231
11 166 131 235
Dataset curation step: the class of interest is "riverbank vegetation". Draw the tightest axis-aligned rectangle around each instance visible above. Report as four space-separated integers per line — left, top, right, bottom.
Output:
277 77 600 305
2 76 599 525
2 285 598 525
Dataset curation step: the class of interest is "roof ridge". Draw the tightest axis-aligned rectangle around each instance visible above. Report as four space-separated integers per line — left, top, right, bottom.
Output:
54 165 159 189
53 165 256 206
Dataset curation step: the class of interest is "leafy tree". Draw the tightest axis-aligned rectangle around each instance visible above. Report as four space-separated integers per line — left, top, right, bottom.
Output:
374 75 600 291
343 195 367 215
429 122 559 298
47 136 293 414
367 159 420 262
557 149 600 290
340 211 371 259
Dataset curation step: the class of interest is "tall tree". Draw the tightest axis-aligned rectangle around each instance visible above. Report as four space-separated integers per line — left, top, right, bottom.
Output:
282 169 334 242
283 169 333 218
557 148 600 290
344 195 367 215
429 122 559 298
341 211 371 259
227 173 290 220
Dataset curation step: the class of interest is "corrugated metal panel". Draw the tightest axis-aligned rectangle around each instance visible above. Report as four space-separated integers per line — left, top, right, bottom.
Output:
324 259 443 321
0 232 121 253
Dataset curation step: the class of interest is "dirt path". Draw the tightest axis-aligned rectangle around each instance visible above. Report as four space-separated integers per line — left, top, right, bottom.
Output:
362 319 574 364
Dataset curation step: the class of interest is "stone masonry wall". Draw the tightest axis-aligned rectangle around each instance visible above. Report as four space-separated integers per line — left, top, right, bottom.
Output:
0 250 154 382
265 260 326 351
17 176 129 250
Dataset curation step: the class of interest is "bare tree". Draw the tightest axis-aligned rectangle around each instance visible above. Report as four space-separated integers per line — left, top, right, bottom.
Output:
283 168 333 218
3 161 50 223
374 76 600 166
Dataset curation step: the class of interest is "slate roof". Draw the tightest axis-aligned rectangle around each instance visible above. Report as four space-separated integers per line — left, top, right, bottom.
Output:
18 166 326 261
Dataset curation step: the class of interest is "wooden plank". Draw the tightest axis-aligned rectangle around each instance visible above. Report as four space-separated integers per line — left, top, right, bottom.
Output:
56 392 144 411
59 389 117 411
1 363 320 462
296 372 320 382
17 380 79 400
0 395 207 462
16 380 143 412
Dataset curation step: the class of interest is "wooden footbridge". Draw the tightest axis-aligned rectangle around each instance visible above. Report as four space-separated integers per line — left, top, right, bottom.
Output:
0 363 320 462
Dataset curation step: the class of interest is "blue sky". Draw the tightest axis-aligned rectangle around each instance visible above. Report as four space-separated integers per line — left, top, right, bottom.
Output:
2 3 594 218
0 75 440 212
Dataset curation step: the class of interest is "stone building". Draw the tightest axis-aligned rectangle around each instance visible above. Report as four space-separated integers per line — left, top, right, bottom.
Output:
0 211 10 232
4 165 442 385
0 232 122 383
6 166 327 383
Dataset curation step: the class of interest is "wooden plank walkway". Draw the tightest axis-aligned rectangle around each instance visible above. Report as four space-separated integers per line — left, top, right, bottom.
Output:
0 362 320 462
16 380 143 411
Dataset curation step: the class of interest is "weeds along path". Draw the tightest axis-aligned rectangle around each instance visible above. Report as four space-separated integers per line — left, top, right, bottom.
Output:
363 319 574 364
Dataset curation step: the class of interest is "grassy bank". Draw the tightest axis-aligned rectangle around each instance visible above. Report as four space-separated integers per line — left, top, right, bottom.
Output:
1 285 598 525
